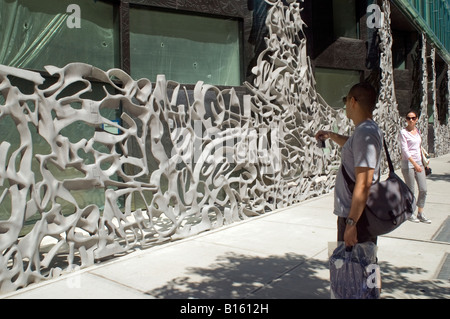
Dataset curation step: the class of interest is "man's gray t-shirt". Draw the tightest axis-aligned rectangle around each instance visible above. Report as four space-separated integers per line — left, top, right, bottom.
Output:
333 119 383 218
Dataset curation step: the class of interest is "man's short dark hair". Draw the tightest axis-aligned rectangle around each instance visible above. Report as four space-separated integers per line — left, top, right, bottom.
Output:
349 82 377 112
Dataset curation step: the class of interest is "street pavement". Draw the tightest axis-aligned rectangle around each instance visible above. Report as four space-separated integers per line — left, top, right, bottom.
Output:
2 154 450 300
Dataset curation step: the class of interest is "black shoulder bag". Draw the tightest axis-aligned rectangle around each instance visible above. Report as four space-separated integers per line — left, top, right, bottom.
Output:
341 139 416 237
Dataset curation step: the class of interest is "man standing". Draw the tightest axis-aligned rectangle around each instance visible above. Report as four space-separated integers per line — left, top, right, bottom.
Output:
315 82 383 247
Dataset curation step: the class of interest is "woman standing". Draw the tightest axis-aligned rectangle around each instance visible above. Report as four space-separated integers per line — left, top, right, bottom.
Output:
398 110 431 223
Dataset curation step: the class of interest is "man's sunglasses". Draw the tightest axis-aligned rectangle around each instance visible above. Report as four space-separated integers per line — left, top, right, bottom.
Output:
406 116 417 121
342 96 357 104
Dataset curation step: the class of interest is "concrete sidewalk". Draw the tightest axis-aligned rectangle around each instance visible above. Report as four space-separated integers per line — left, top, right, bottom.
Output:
2 154 450 300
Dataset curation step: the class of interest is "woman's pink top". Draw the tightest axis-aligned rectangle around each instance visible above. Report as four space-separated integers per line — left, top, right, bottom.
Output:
398 127 422 169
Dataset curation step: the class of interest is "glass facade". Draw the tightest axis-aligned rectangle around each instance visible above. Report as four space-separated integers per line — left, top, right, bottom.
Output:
314 67 361 109
0 0 119 71
392 31 408 70
333 0 359 39
394 0 450 63
129 7 241 86
0 0 242 86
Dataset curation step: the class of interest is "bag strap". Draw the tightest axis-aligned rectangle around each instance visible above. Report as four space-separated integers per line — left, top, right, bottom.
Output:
383 138 395 172
341 137 392 193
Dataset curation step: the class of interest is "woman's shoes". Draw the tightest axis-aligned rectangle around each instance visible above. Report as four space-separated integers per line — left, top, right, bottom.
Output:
408 215 420 223
417 213 431 224
408 213 431 224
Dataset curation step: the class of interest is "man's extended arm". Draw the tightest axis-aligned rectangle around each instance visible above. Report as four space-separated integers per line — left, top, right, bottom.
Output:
315 130 349 147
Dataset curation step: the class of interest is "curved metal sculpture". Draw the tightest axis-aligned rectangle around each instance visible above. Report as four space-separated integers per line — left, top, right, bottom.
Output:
0 0 347 293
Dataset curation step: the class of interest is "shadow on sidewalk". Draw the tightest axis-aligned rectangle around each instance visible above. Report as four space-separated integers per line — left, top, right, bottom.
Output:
427 173 450 182
380 261 450 299
145 252 330 299
144 252 449 299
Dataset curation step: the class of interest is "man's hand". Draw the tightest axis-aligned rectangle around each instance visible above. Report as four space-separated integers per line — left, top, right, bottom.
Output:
315 130 330 142
344 224 358 247
315 130 348 147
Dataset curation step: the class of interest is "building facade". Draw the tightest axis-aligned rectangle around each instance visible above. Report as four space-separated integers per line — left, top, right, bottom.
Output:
0 0 449 292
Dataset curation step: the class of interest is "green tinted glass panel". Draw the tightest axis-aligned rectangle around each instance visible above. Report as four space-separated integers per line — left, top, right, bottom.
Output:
333 0 358 39
0 0 118 71
314 67 361 109
130 8 241 86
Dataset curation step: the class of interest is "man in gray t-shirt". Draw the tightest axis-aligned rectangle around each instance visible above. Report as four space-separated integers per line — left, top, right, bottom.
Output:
334 120 383 218
316 82 382 247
